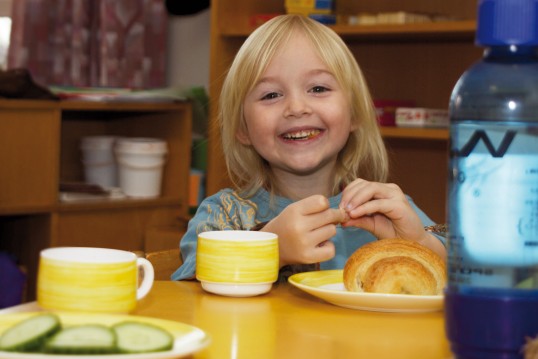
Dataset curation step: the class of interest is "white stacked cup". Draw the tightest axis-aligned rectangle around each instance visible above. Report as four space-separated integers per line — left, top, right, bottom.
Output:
114 138 168 198
80 136 118 187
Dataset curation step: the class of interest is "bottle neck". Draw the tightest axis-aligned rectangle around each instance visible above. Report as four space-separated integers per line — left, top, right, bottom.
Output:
483 45 538 63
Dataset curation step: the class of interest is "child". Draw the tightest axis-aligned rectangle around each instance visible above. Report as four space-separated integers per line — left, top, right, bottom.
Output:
171 14 446 281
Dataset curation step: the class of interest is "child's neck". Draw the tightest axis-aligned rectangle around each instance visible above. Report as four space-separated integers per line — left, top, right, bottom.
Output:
272 170 336 201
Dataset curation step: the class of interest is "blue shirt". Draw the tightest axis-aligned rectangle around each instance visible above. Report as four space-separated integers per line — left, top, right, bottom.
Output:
171 188 439 281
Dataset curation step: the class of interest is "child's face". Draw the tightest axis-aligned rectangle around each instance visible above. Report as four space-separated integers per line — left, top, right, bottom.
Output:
240 31 353 178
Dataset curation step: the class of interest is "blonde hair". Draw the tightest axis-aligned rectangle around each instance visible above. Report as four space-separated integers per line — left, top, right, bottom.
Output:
219 14 388 197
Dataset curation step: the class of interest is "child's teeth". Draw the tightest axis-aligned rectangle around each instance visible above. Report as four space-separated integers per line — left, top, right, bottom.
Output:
284 129 319 139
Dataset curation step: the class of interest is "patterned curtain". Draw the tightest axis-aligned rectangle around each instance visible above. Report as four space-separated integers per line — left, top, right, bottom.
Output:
7 0 167 89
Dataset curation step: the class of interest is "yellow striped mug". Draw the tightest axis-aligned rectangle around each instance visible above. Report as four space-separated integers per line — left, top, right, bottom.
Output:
37 247 154 313
196 231 279 297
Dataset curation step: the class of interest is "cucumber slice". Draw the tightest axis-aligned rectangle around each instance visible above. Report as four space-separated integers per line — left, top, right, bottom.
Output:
0 313 61 352
113 321 173 353
44 324 116 354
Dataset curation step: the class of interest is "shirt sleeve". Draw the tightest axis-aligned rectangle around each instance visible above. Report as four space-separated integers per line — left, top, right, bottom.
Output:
406 195 447 247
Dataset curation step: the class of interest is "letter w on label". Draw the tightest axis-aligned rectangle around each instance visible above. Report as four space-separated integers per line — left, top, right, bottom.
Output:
452 130 516 158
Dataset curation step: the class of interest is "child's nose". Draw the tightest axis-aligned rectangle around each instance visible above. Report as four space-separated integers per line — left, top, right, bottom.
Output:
284 94 311 118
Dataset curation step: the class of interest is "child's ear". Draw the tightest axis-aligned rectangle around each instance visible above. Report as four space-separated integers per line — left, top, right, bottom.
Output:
235 129 252 145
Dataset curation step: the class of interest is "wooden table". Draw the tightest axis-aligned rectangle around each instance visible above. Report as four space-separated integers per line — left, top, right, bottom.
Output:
1 281 453 359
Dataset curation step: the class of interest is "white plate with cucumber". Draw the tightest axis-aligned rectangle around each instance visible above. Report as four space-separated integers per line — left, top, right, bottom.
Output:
0 312 210 358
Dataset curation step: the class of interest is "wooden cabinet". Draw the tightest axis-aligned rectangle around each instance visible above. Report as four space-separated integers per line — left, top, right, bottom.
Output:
0 100 192 299
207 0 484 223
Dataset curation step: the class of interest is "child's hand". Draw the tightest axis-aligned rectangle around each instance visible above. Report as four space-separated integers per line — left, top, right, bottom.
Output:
339 179 446 257
260 195 348 268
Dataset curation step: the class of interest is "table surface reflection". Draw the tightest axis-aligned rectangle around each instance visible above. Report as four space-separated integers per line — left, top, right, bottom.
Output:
139 281 452 359
1 281 453 359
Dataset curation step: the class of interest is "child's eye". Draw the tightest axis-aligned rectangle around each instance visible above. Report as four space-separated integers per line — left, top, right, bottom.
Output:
310 86 329 93
261 92 280 100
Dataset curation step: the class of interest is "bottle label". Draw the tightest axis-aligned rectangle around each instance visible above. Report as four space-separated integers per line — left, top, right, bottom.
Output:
449 122 538 288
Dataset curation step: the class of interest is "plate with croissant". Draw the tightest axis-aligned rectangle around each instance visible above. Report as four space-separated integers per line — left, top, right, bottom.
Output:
288 238 446 313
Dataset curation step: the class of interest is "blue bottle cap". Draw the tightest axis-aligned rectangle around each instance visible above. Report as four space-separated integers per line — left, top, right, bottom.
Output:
476 0 538 46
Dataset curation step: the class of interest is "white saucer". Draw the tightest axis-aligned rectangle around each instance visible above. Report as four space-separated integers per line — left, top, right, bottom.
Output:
200 281 273 297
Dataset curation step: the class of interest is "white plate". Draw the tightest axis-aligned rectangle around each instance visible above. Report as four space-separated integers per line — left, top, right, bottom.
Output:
0 312 210 358
288 270 444 313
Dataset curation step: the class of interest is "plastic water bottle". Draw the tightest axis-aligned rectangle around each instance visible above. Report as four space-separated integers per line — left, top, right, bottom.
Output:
446 0 538 358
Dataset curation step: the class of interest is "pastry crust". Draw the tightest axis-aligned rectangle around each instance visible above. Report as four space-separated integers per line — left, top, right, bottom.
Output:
343 238 446 295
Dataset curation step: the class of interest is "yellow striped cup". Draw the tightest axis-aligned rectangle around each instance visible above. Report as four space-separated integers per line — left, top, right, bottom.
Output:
196 231 279 297
37 247 154 313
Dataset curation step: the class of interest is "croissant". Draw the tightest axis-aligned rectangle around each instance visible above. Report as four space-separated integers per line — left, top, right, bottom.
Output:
343 238 446 295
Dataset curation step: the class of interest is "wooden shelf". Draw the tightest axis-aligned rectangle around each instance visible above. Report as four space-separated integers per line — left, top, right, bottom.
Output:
0 100 192 300
333 20 475 40
59 101 189 112
0 197 186 215
0 205 53 216
221 20 476 41
0 99 58 109
380 126 449 140
56 196 185 212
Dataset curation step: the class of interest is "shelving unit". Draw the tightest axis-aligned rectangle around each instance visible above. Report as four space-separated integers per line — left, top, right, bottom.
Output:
207 0 483 223
0 99 192 299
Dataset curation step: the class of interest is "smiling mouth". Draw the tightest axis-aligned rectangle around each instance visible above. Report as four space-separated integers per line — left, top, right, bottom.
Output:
281 129 321 140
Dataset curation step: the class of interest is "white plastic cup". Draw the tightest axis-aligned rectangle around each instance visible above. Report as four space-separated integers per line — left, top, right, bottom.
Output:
115 138 168 198
80 136 118 187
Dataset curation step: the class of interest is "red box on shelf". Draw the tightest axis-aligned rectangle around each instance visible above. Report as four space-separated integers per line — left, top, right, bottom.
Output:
249 14 282 28
374 99 416 126
395 107 449 127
